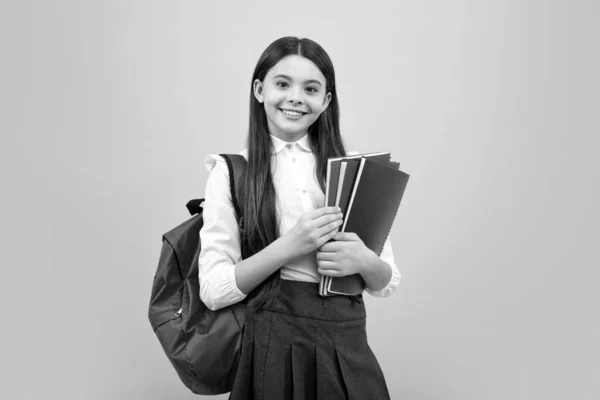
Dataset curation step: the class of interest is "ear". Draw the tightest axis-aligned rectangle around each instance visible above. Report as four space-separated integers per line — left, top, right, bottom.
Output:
253 79 264 103
322 91 332 111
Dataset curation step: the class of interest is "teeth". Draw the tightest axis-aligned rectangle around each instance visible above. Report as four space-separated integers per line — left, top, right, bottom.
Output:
282 109 303 117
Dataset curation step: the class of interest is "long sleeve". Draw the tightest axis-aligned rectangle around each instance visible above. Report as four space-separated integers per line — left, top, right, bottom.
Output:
364 234 402 297
198 154 248 311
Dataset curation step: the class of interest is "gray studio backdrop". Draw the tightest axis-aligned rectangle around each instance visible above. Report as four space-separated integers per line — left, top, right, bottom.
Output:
2 1 599 399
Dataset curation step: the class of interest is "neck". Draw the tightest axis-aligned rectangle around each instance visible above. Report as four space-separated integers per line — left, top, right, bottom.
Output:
271 130 307 143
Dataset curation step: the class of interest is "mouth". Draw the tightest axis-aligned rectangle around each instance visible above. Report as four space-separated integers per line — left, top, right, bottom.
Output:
279 108 308 118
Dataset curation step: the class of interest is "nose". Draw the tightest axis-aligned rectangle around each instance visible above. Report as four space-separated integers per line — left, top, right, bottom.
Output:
287 85 304 105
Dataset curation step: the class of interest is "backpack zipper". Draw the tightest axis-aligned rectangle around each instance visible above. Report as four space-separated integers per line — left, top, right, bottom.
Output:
175 308 183 317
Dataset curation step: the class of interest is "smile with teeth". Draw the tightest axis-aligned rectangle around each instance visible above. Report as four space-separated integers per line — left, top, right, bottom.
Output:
280 109 307 117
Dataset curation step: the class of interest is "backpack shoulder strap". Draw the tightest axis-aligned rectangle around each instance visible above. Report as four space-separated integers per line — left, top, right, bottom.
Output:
219 154 247 223
184 154 247 219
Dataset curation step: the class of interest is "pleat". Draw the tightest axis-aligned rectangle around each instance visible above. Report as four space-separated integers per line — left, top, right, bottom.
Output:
228 314 255 400
335 342 390 400
253 310 276 399
291 341 317 400
316 344 349 400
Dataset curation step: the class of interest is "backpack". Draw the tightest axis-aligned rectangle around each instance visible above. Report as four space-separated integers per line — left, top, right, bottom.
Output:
148 154 247 395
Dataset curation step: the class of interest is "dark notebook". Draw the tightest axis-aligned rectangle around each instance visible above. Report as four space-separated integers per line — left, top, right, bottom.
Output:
322 153 391 296
325 152 390 207
326 157 410 296
338 159 402 217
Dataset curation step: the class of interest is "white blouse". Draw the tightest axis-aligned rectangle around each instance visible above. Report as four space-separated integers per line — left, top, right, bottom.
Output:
198 133 402 311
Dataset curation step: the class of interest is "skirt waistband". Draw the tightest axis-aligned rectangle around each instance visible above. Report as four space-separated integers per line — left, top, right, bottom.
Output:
260 279 366 322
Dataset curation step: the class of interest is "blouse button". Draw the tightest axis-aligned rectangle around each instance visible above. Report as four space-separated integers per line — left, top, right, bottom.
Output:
302 189 307 194
292 158 296 162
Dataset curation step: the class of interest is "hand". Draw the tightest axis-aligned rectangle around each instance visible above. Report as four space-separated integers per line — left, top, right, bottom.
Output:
316 232 375 277
284 207 343 259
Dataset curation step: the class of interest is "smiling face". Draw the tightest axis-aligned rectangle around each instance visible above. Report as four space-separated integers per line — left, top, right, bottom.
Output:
253 55 332 141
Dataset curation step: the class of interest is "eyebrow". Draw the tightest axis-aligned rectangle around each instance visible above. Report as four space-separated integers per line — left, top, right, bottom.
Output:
273 74 323 87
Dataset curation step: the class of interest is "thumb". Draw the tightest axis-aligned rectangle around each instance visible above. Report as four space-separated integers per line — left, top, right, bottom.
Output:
334 232 354 241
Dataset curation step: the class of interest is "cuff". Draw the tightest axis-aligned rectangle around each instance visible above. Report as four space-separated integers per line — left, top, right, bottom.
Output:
200 263 248 311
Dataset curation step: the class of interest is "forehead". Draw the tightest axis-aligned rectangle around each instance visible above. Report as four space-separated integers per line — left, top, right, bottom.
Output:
265 55 326 85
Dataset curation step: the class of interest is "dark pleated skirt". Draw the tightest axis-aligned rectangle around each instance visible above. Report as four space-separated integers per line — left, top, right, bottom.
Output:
228 279 390 400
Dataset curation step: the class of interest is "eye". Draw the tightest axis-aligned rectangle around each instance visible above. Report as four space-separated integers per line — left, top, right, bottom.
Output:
276 81 289 88
305 86 318 94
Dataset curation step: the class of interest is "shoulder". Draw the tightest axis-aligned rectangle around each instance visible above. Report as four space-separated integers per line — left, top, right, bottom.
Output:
204 149 248 176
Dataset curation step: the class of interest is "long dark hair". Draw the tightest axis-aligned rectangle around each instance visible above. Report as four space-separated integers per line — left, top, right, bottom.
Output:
240 37 347 311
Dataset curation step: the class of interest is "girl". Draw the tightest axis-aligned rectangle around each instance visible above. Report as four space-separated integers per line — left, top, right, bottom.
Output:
198 36 401 400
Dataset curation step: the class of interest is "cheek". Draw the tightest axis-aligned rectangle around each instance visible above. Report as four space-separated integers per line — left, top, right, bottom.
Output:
264 100 283 116
308 96 327 112
309 100 326 118
264 90 285 106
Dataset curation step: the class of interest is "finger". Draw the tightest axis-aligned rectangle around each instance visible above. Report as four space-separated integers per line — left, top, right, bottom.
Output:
318 240 342 253
315 218 343 239
318 267 344 277
333 231 358 241
314 211 343 229
317 258 336 268
317 225 343 249
310 206 342 220
316 250 336 261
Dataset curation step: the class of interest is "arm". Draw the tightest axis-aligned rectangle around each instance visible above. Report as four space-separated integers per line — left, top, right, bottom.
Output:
363 235 401 297
198 156 246 311
199 156 296 310
234 237 296 295
361 254 392 292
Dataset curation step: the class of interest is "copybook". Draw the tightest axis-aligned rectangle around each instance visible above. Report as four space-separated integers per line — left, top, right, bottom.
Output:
319 153 410 296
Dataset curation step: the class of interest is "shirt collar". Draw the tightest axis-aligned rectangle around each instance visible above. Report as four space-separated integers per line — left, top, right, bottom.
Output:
270 133 312 154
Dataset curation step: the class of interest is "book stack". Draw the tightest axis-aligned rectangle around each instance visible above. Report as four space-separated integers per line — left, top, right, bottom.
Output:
319 152 410 296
